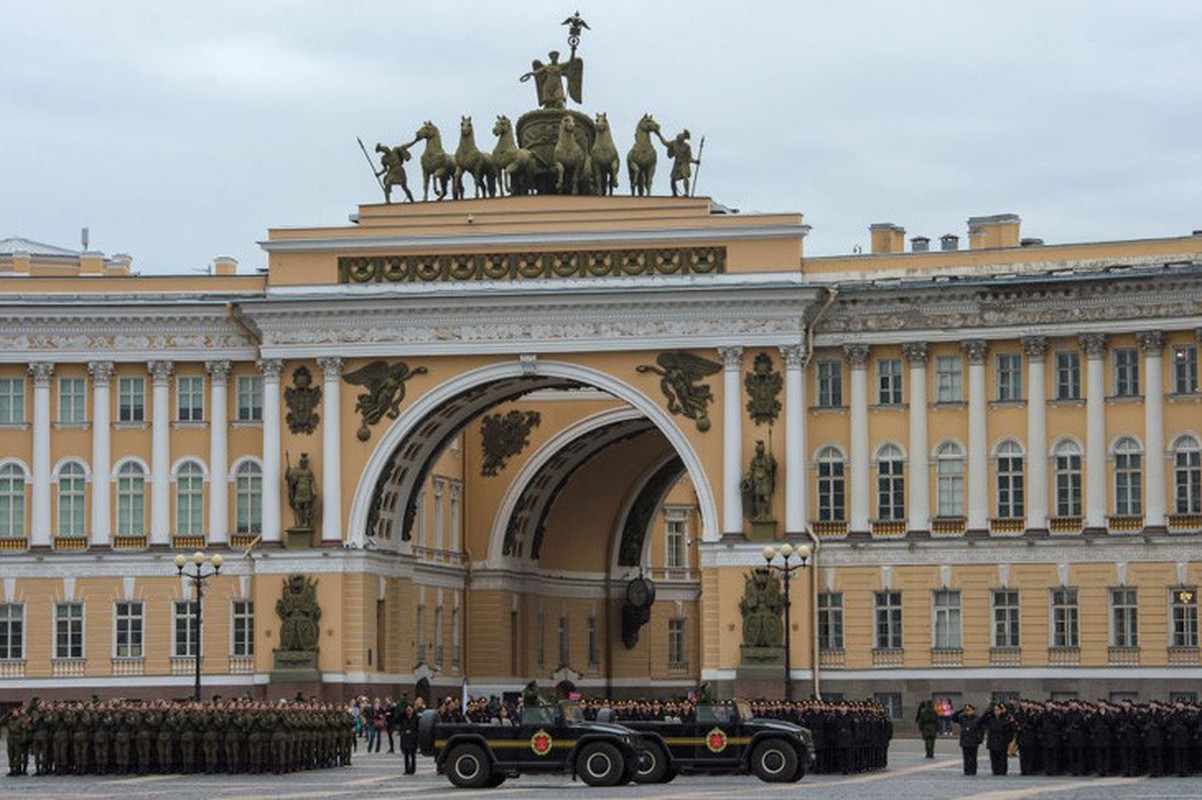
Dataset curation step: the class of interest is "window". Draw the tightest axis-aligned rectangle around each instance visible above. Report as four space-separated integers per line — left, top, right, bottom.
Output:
992 589 1020 648
1051 588 1079 648
451 607 461 668
114 601 143 658
116 462 146 536
236 375 263 422
415 490 427 546
58 377 86 423
587 616 599 666
175 461 204 536
1110 588 1138 648
232 600 254 657
818 592 843 650
876 445 904 521
1054 441 1083 517
1173 346 1198 394
173 600 199 657
177 376 204 421
1174 436 1201 514
874 693 903 719
817 360 842 408
668 618 686 667
935 442 964 517
1055 352 1081 400
55 602 84 659
933 590 961 649
935 356 962 402
1113 348 1140 397
558 614 569 667
117 377 145 422
0 378 24 423
433 480 445 550
877 358 903 405
0 463 26 538
415 605 426 663
56 462 86 537
536 606 545 668
817 447 845 522
874 590 902 650
235 461 263 535
0 604 23 660
665 511 687 568
434 606 444 665
996 441 1025 519
1171 588 1197 649
996 354 1022 402
1114 437 1143 516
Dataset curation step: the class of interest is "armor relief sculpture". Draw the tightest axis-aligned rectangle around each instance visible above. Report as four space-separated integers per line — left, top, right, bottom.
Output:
480 410 541 477
284 366 321 435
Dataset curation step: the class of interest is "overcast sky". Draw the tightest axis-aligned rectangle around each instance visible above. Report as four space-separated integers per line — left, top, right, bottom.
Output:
4 0 1201 274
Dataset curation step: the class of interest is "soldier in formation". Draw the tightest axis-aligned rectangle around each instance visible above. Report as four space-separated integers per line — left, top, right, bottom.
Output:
9 698 353 776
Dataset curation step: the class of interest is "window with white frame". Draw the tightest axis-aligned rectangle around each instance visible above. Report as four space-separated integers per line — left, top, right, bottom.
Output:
1114 437 1143 516
1174 436 1201 515
995 441 1025 519
1054 441 1083 517
0 603 24 660
175 461 204 536
935 355 962 402
415 490 427 546
0 463 26 539
1173 346 1198 394
817 447 845 521
587 616 599 666
665 510 687 568
58 377 86 423
236 375 263 422
433 480 445 550
933 589 962 649
1113 348 1140 397
935 442 964 517
114 601 143 658
0 378 24 423
117 377 145 422
54 602 84 659
116 462 146 536
668 618 686 667
1051 588 1079 648
448 482 462 551
992 589 1020 648
874 591 902 650
818 592 843 650
876 445 904 521
173 600 198 657
177 376 204 421
558 614 569 667
232 600 254 657
1110 587 1138 648
235 461 262 535
996 354 1022 401
1055 352 1081 400
817 360 842 407
1171 588 1198 649
877 358 903 405
56 461 86 537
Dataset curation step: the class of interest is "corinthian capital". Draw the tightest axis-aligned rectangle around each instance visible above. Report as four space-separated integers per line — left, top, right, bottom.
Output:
28 362 55 385
1136 330 1164 355
317 357 344 380
961 340 988 365
901 342 929 365
716 347 744 370
778 344 808 369
205 360 232 384
842 344 870 368
1079 333 1108 358
87 361 115 386
1021 336 1048 360
258 359 284 380
147 360 174 384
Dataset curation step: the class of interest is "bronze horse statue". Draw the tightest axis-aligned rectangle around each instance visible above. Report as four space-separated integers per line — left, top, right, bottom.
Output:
415 121 455 201
590 112 619 196
626 114 660 197
491 115 537 196
454 116 496 200
554 114 587 195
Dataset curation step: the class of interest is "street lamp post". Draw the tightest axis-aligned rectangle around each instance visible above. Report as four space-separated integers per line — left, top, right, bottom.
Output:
174 551 223 702
762 543 811 702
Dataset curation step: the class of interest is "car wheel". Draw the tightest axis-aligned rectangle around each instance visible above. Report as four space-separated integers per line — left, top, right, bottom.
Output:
577 741 624 787
634 741 669 783
486 773 506 787
751 739 799 783
446 743 491 789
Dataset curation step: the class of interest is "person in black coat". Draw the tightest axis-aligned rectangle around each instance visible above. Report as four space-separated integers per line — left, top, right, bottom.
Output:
398 705 418 776
950 704 983 775
980 703 1016 776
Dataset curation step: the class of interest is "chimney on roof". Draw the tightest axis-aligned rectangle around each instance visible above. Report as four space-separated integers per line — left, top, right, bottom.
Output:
869 223 906 254
212 256 238 276
1020 237 1044 247
910 236 930 253
940 234 960 251
967 214 1021 250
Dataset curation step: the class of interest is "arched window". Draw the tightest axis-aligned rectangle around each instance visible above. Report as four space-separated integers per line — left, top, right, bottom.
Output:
0 463 26 539
1114 437 1143 516
876 444 904 521
116 462 146 536
235 461 262 535
1053 441 1082 517
56 461 86 537
935 442 964 518
816 447 845 522
996 440 1024 519
1174 435 1201 514
175 461 204 536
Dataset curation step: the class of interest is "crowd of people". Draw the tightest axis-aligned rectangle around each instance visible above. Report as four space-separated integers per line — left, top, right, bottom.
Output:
4 698 353 777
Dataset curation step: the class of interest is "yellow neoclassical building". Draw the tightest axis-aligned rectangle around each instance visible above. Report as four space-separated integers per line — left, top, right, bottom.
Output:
1 199 1201 722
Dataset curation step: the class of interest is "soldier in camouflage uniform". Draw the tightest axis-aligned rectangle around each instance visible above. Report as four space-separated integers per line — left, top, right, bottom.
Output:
201 706 221 773
113 707 134 774
135 706 154 774
30 704 51 776
93 705 113 774
52 703 72 775
72 703 94 775
179 703 199 772
5 706 30 776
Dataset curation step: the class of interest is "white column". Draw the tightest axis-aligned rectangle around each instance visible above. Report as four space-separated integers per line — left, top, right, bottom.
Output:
148 361 173 546
29 362 54 547
88 361 114 547
1023 336 1048 531
318 357 344 544
845 344 870 533
780 344 808 534
1081 333 1108 530
963 341 989 532
260 359 283 544
717 347 744 536
1138 331 1166 529
206 361 231 545
903 343 930 533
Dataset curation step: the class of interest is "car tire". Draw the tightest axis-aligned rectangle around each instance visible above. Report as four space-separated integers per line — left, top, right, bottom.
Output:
446 743 491 789
486 773 506 787
750 739 799 783
577 741 624 787
634 741 669 783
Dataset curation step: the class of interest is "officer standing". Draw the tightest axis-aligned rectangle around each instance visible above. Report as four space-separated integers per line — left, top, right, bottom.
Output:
982 703 1016 776
915 700 939 759
950 704 982 775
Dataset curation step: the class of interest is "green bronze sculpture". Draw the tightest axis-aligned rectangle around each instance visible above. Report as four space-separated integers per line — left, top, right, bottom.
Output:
285 452 317 530
375 139 417 204
744 352 783 426
626 114 661 197
741 440 777 522
491 115 537 196
590 112 620 195
636 351 722 431
657 129 702 198
342 359 429 441
415 121 455 201
740 567 784 648
554 114 588 194
284 366 321 435
480 410 541 477
453 116 497 200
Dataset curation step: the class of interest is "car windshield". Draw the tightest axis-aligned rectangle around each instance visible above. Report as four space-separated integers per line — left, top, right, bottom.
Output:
521 705 555 726
559 701 583 723
694 703 737 725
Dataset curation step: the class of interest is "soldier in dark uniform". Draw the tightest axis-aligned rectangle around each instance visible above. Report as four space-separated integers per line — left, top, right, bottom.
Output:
950 703 982 775
982 703 1016 776
1014 700 1041 775
1089 702 1114 775
5 706 29 776
1064 701 1087 776
93 705 113 775
1038 701 1062 775
915 700 939 759
1143 702 1164 777
1168 702 1193 777
1116 702 1141 776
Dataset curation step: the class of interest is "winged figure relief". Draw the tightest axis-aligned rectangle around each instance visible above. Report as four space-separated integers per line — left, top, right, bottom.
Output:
636 351 722 431
342 360 429 440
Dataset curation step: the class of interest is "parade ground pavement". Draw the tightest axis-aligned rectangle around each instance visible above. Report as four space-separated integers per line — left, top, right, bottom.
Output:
2 739 1197 800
